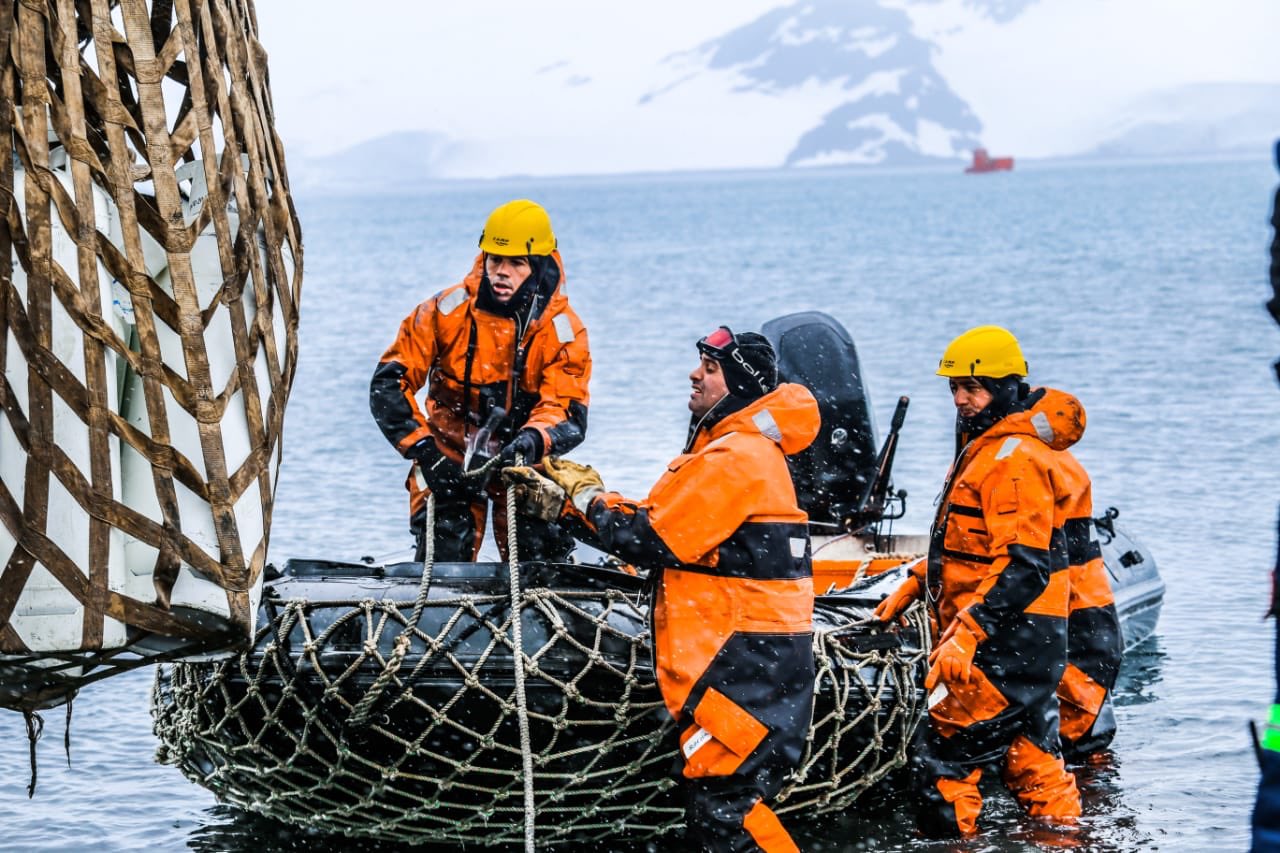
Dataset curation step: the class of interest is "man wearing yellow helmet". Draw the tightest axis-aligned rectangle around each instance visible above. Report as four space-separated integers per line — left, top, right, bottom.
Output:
370 199 591 562
875 325 1121 837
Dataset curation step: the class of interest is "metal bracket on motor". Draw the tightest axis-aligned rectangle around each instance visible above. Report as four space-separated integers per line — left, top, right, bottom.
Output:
843 396 910 534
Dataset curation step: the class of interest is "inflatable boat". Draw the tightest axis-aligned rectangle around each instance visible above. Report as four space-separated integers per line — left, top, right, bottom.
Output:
152 313 1164 847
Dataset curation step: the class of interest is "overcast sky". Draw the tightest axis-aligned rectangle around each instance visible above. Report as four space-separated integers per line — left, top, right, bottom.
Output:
252 0 1280 171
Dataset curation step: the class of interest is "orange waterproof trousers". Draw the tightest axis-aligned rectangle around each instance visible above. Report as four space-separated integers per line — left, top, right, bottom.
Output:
918 729 1081 836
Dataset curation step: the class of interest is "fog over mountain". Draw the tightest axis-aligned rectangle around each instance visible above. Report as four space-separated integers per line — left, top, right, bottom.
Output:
916 0 1042 23
294 132 461 192
1085 83 1280 160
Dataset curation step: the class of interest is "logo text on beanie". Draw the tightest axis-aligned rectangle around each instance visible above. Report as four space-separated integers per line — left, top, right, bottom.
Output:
731 347 769 394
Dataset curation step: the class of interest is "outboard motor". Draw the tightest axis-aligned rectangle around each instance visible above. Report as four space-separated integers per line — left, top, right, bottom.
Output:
762 311 883 528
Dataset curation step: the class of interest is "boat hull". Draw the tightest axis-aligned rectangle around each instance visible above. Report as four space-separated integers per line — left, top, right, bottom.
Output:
154 558 927 845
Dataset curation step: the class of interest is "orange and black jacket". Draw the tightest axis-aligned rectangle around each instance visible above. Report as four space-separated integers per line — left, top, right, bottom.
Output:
567 383 821 780
1057 519 1123 746
371 252 590 501
918 388 1116 737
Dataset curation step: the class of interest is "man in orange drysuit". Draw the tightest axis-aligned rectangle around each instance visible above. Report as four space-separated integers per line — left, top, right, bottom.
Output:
369 199 591 562
505 326 820 852
875 325 1117 836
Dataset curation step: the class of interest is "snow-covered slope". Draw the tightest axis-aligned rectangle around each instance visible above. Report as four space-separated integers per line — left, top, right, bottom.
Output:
1086 83 1280 159
643 0 984 167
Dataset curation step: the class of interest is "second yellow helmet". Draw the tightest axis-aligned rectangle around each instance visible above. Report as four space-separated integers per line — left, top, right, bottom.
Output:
478 199 556 257
937 325 1028 378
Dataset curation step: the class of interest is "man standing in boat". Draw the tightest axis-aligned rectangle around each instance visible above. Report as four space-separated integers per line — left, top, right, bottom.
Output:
503 327 820 852
370 199 591 562
875 326 1120 837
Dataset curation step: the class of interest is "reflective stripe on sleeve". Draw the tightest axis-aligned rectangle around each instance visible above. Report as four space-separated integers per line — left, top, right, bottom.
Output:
553 313 575 343
995 437 1022 460
753 409 782 443
1031 411 1055 444
438 288 467 315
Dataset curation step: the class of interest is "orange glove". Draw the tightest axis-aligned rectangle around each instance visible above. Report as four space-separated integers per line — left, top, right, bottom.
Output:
873 574 921 624
925 614 986 689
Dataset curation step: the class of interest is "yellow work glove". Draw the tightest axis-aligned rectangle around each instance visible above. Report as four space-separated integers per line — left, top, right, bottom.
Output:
541 456 605 514
925 612 986 689
501 466 567 521
873 574 921 624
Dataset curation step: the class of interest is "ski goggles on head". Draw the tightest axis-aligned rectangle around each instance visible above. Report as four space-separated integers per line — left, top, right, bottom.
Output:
696 325 738 361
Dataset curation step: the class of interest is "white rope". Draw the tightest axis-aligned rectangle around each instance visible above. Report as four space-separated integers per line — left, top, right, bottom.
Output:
412 491 437 627
506 454 537 852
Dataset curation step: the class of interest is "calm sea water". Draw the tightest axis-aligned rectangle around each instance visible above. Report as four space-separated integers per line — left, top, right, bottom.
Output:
1 157 1277 851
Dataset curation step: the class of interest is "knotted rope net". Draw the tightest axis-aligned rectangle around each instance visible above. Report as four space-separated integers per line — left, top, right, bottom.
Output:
152 568 929 847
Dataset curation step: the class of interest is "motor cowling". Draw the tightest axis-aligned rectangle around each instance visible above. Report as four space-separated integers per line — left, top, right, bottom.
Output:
761 311 879 527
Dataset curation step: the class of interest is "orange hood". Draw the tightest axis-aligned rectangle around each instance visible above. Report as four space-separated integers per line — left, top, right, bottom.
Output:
985 387 1086 451
707 382 821 456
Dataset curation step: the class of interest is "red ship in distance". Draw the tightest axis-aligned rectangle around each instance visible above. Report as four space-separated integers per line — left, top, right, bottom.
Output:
965 147 1014 173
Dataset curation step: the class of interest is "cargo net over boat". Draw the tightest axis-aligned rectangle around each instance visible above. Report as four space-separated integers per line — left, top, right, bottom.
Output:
0 0 302 712
152 559 929 847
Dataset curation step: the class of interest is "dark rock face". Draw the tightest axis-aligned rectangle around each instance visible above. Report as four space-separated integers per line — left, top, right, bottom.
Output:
643 0 1026 167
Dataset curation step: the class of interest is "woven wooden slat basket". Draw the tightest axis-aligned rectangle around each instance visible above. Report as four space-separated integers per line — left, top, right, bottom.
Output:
0 0 301 710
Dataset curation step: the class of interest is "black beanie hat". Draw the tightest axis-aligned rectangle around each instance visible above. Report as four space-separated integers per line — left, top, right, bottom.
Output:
697 327 779 400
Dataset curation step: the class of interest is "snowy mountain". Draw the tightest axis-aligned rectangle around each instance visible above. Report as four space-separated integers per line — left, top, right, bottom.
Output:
1085 83 1280 160
642 0 985 167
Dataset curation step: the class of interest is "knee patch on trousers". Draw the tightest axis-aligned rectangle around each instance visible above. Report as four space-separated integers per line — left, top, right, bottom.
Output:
1002 735 1081 821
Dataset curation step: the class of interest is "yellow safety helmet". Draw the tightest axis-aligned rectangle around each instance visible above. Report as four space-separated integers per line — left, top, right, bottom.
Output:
936 325 1028 378
478 199 556 257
